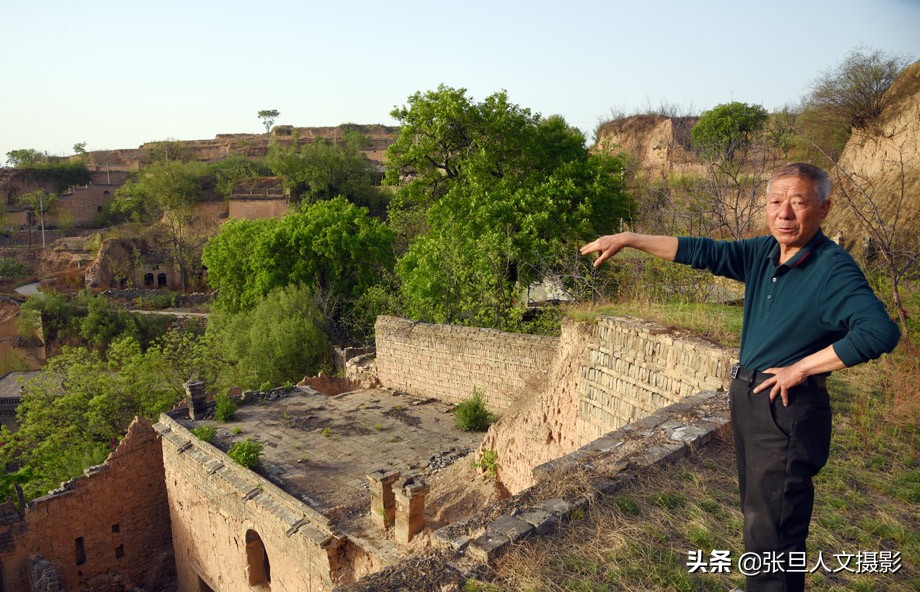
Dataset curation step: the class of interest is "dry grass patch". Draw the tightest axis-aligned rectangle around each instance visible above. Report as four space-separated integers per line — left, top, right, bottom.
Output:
469 345 918 592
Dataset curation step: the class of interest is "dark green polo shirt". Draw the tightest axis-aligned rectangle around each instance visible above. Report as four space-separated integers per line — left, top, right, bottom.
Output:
674 229 900 371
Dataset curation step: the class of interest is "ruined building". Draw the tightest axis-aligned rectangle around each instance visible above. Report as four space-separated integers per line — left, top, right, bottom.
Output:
0 315 735 591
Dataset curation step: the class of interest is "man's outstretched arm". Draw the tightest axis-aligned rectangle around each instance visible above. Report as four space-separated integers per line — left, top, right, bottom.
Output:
580 232 679 267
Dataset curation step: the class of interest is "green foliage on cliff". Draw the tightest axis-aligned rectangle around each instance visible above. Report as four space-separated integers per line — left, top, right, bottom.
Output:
690 101 769 161
267 134 387 214
5 149 91 192
210 155 271 198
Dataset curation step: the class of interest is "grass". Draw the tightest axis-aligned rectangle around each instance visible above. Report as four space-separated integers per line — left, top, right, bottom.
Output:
476 301 918 591
567 301 744 348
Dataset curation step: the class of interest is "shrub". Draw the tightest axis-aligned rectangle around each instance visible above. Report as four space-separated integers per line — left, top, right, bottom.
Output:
227 438 262 469
214 394 238 422
454 388 497 432
135 291 179 310
0 257 29 280
473 449 500 479
191 425 216 443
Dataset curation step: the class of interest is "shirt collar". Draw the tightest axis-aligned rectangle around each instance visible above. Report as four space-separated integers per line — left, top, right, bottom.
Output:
767 229 827 270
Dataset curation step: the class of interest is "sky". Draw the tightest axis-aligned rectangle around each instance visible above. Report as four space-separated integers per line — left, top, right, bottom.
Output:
1 0 918 161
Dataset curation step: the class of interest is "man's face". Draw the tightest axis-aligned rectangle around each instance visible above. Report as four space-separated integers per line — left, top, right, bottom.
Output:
765 176 830 251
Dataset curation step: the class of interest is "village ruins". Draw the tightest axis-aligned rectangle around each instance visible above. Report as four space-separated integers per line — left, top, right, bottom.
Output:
0 313 736 591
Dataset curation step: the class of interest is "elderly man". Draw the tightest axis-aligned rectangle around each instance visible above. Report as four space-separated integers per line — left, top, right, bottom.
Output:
581 163 900 591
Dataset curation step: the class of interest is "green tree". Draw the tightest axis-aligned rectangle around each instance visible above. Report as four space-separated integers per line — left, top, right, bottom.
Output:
685 102 782 240
258 109 280 142
691 102 769 161
5 148 47 167
202 197 394 338
198 217 275 312
0 331 197 501
112 160 210 290
207 284 332 389
17 190 58 247
73 142 87 155
5 150 91 190
267 135 387 213
209 155 270 198
388 87 632 330
145 139 190 163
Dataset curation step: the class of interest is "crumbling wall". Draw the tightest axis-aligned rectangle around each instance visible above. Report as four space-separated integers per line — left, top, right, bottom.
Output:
374 316 558 410
594 114 703 180
157 413 380 592
577 317 731 439
0 418 174 592
480 316 734 493
228 197 291 219
372 315 733 494
54 184 115 227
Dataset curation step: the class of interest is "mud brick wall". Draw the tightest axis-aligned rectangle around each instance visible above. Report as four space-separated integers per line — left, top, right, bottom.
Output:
228 197 291 220
374 316 558 410
576 316 734 441
0 418 174 592
156 414 380 592
54 184 116 227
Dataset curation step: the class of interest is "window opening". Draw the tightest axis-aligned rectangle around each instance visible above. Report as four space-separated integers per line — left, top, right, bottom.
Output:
75 537 86 566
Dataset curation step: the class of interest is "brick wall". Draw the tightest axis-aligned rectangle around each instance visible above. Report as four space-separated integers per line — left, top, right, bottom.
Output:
374 316 559 410
0 418 174 592
228 198 291 220
375 315 735 494
157 414 378 592
576 316 733 441
54 184 116 227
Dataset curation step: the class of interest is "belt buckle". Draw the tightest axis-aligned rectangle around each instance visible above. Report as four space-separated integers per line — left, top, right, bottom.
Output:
730 363 740 380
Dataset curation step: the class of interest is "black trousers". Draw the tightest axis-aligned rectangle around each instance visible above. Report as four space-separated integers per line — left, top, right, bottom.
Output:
729 378 832 592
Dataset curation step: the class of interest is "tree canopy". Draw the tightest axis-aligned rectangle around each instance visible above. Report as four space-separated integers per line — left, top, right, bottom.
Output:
206 284 332 389
258 109 280 135
808 47 911 131
202 197 394 338
386 86 632 330
267 134 387 212
691 102 769 161
0 330 202 501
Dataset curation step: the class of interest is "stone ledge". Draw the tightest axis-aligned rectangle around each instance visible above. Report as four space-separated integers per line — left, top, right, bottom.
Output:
426 390 729 570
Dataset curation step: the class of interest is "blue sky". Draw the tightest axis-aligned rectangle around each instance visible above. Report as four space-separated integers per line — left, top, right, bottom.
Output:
2 0 918 161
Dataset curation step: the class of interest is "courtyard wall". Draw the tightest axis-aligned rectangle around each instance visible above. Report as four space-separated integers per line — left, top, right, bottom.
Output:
0 418 174 592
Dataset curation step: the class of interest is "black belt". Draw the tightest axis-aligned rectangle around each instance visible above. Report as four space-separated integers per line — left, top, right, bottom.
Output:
730 363 827 390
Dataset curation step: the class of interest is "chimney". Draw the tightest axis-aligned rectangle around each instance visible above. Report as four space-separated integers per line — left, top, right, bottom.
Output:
184 380 207 420
393 475 430 544
366 469 400 529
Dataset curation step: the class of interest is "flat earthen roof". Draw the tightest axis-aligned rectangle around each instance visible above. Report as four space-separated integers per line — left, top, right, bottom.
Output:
180 387 485 520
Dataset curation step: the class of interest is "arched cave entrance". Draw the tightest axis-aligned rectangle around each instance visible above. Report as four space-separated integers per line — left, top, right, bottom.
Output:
245 529 271 587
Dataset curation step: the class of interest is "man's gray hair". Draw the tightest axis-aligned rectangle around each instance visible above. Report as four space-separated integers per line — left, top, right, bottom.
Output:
767 163 831 204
